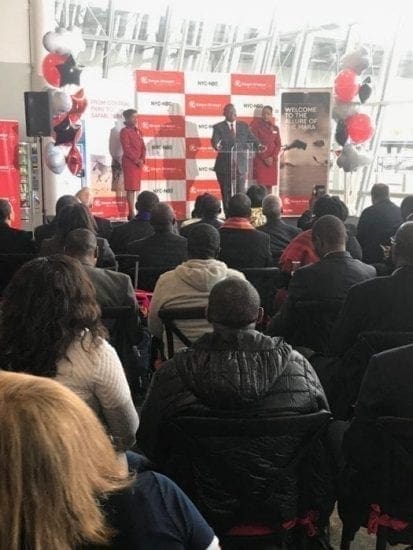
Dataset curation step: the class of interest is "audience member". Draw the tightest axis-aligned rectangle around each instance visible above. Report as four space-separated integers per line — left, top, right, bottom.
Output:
138 278 330 529
0 371 219 550
39 203 116 268
180 194 223 237
0 255 138 451
280 195 362 274
219 193 272 268
270 216 376 351
257 195 301 264
76 186 113 240
0 199 35 253
180 194 206 229
297 184 326 231
33 194 78 246
110 190 159 253
149 224 244 354
127 203 188 290
246 184 267 227
356 183 401 264
400 194 413 222
331 221 413 356
65 228 136 310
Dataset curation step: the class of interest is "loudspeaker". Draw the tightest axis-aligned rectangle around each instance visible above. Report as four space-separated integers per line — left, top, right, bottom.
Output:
24 92 52 137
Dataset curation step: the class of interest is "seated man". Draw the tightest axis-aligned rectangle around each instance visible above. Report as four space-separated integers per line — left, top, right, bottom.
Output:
0 199 35 254
138 276 329 469
64 228 137 310
109 190 159 254
280 195 362 275
149 224 244 354
330 221 413 356
127 203 188 290
180 194 223 237
219 193 272 268
257 195 301 265
34 194 78 247
270 215 376 351
75 187 113 240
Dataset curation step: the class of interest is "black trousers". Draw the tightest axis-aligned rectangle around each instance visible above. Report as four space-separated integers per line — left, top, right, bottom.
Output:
216 170 247 217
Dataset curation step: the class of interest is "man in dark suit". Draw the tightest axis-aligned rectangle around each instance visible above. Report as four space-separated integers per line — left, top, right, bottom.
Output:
33 194 78 247
0 199 35 254
331 221 413 356
257 195 301 264
110 191 159 253
270 215 376 351
219 194 272 268
64 228 136 309
211 103 261 215
180 194 223 238
127 203 187 290
357 183 401 264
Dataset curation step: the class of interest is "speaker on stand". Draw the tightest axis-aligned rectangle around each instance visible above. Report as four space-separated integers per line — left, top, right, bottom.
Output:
24 91 52 223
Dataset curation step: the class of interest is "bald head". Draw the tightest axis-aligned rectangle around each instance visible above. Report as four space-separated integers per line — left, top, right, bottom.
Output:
392 222 413 266
207 277 261 329
262 195 282 220
0 199 12 223
228 193 251 219
150 203 175 231
75 187 93 208
312 215 347 257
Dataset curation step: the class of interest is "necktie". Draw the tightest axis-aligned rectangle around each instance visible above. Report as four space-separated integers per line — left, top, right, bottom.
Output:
230 123 235 137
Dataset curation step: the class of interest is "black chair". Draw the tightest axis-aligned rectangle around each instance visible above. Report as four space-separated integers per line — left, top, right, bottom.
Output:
160 410 334 547
330 331 413 420
0 253 37 295
291 299 344 354
158 306 207 359
115 254 140 289
340 416 413 549
238 267 281 319
101 305 151 398
137 266 176 292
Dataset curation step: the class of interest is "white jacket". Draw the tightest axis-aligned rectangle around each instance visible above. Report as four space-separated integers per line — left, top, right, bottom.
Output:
148 259 245 355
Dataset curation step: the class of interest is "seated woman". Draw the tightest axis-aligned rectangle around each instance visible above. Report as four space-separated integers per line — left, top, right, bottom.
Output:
0 255 139 451
39 203 116 267
246 184 268 227
0 370 220 549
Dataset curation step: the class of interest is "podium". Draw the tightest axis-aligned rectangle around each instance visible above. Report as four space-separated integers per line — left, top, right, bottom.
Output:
230 143 256 196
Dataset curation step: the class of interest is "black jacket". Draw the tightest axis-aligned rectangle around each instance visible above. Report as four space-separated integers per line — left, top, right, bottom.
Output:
34 220 56 247
257 219 301 264
211 120 260 174
357 199 401 264
0 223 35 254
137 330 332 529
110 217 154 254
219 227 273 268
271 251 376 351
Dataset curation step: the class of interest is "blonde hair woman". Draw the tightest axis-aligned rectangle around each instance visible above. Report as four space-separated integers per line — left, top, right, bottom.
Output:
0 371 220 550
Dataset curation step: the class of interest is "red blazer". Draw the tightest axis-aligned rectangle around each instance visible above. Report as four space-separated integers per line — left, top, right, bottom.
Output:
250 119 281 187
120 126 146 191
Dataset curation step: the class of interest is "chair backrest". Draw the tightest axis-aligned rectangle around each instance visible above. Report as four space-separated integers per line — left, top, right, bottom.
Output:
137 266 176 292
158 306 207 358
237 267 281 318
115 254 140 289
292 299 344 353
0 253 37 295
161 410 333 533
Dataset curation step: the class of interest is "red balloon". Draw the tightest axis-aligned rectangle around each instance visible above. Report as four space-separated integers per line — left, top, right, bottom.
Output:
42 53 68 87
334 69 359 102
69 88 88 122
346 113 374 144
67 145 82 176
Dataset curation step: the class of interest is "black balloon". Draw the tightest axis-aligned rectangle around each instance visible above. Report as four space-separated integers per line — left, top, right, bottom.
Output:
362 76 371 85
335 119 348 146
53 115 81 145
57 55 82 86
359 83 372 103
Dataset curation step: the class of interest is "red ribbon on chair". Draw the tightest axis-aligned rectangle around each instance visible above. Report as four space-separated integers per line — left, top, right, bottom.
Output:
367 504 409 535
282 510 319 537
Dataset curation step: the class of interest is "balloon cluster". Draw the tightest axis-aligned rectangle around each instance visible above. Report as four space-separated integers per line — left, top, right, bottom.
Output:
333 47 375 173
41 27 87 176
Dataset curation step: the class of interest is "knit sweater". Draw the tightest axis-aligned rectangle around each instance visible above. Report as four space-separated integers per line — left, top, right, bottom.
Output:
56 334 139 450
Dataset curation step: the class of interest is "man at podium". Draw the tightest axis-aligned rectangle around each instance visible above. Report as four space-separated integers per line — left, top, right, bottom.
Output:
211 104 260 216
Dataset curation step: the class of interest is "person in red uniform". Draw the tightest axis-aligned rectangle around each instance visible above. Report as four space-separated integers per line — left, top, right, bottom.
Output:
120 109 146 219
250 105 281 191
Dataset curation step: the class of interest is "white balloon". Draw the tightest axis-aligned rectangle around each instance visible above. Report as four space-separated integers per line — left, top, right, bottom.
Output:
42 27 85 57
50 90 73 115
45 143 66 174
